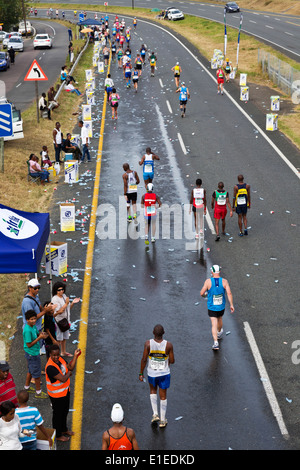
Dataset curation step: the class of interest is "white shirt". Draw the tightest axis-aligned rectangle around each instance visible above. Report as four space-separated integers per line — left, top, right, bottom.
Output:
0 415 23 450
80 125 90 145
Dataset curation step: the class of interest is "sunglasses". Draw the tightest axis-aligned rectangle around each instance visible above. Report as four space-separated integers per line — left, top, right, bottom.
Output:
57 288 65 292
31 286 40 290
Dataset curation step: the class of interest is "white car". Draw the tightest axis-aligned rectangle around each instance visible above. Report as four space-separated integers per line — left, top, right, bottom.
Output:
167 8 184 20
33 33 52 49
0 31 8 41
19 21 32 35
2 33 11 48
7 37 24 52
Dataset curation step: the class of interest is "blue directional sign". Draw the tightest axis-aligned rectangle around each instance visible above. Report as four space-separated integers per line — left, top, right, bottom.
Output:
0 103 13 138
79 13 84 22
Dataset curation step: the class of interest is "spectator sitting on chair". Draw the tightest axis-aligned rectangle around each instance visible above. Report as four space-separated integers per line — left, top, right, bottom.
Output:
29 154 50 185
62 133 82 160
39 93 51 120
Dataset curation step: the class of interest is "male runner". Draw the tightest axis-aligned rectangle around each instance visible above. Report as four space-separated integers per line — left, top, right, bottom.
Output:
216 67 225 94
139 147 160 188
211 181 233 241
189 178 206 238
122 163 140 221
141 183 161 244
232 174 251 236
171 62 182 88
176 82 190 117
139 324 175 427
200 265 234 350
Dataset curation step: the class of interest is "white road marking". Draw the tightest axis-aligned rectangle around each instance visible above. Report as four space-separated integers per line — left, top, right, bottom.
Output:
166 99 173 113
159 78 164 88
177 132 187 155
244 322 289 439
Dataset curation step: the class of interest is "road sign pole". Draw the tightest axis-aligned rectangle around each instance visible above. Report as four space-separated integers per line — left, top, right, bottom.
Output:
35 81 39 123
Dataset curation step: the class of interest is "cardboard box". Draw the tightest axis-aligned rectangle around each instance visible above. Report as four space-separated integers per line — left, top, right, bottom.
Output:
36 427 56 450
240 86 249 101
239 73 247 86
45 241 68 275
64 160 79 184
266 113 278 131
270 96 280 111
60 203 75 232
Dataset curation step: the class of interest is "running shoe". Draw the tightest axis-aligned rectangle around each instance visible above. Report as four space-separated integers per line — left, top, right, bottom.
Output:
195 233 199 239
244 229 248 236
215 235 220 242
151 237 155 243
151 414 160 423
239 232 243 237
212 341 219 350
217 328 223 339
127 215 132 222
159 419 168 428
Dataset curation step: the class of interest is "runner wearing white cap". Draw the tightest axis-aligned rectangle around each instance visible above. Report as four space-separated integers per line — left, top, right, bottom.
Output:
141 184 162 244
200 265 234 350
102 403 139 450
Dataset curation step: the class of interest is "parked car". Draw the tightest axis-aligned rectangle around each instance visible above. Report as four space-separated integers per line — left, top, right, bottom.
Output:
33 33 52 49
7 37 24 52
225 2 240 12
0 99 24 141
0 52 10 71
18 20 32 35
2 33 11 48
0 31 8 42
167 8 184 20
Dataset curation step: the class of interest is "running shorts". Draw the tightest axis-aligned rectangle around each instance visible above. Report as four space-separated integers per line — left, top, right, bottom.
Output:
208 309 225 318
148 374 170 389
126 192 137 202
214 205 227 220
125 71 131 78
180 100 187 106
217 78 224 84
235 204 247 214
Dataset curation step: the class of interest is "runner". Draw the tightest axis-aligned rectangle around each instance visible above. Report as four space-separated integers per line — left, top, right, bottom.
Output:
109 88 120 120
216 67 225 95
117 46 123 69
140 44 147 64
134 53 143 77
176 82 190 118
141 183 161 244
171 62 182 88
104 74 114 98
139 324 175 427
211 181 233 241
200 265 234 350
122 54 130 79
189 178 206 239
124 59 132 88
223 57 232 82
232 174 251 236
139 147 160 188
133 17 137 30
111 42 116 62
132 67 139 93
122 163 140 221
149 52 157 77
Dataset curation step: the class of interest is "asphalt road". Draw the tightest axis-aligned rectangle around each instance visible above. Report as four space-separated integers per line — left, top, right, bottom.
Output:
37 0 300 61
8 14 300 453
2 20 70 111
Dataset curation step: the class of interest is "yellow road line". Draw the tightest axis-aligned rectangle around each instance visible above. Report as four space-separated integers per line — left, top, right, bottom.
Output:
70 54 111 451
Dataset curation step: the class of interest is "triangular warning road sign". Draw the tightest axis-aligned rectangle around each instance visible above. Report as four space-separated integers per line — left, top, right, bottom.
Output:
24 60 48 81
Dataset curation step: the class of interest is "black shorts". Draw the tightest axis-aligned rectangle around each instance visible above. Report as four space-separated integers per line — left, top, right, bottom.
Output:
136 64 142 70
236 205 247 214
180 100 187 106
126 192 137 202
208 309 224 318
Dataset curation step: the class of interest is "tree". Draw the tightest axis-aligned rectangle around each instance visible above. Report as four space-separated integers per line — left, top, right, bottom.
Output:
0 0 30 32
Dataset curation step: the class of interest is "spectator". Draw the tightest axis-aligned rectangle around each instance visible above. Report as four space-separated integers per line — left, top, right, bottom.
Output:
53 121 63 163
40 146 53 167
39 93 51 120
16 390 52 450
51 281 80 357
43 301 58 359
62 133 82 160
47 87 59 111
45 344 81 442
21 279 52 334
23 310 48 399
0 361 18 408
61 65 77 85
78 120 91 163
8 46 15 64
64 82 82 96
28 154 50 185
0 401 23 450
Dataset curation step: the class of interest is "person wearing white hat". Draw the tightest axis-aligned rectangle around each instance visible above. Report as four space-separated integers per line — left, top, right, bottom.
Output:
171 61 182 87
21 279 53 333
200 265 234 350
141 183 162 244
102 404 139 450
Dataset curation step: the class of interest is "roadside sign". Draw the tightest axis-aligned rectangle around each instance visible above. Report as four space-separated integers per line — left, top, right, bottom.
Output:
0 103 13 138
79 13 84 22
24 60 48 81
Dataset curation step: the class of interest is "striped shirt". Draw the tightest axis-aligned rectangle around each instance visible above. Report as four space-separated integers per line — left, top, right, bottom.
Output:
15 406 43 443
0 373 18 407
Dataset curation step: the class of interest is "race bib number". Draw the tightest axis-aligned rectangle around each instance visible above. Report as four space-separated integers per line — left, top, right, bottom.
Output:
217 194 226 205
146 205 156 215
213 294 223 306
144 163 153 173
129 184 137 191
237 196 246 205
149 357 166 370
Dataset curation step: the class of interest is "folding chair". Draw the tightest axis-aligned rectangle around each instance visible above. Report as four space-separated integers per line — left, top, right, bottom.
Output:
27 160 41 184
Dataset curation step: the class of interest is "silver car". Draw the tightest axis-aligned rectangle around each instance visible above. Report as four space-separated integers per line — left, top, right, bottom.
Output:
7 37 24 52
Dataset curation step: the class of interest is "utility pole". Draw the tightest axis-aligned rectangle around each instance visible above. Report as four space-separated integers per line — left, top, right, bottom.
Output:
21 0 27 37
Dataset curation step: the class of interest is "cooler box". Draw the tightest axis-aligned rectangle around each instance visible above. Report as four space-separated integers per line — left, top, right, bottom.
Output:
45 241 68 275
